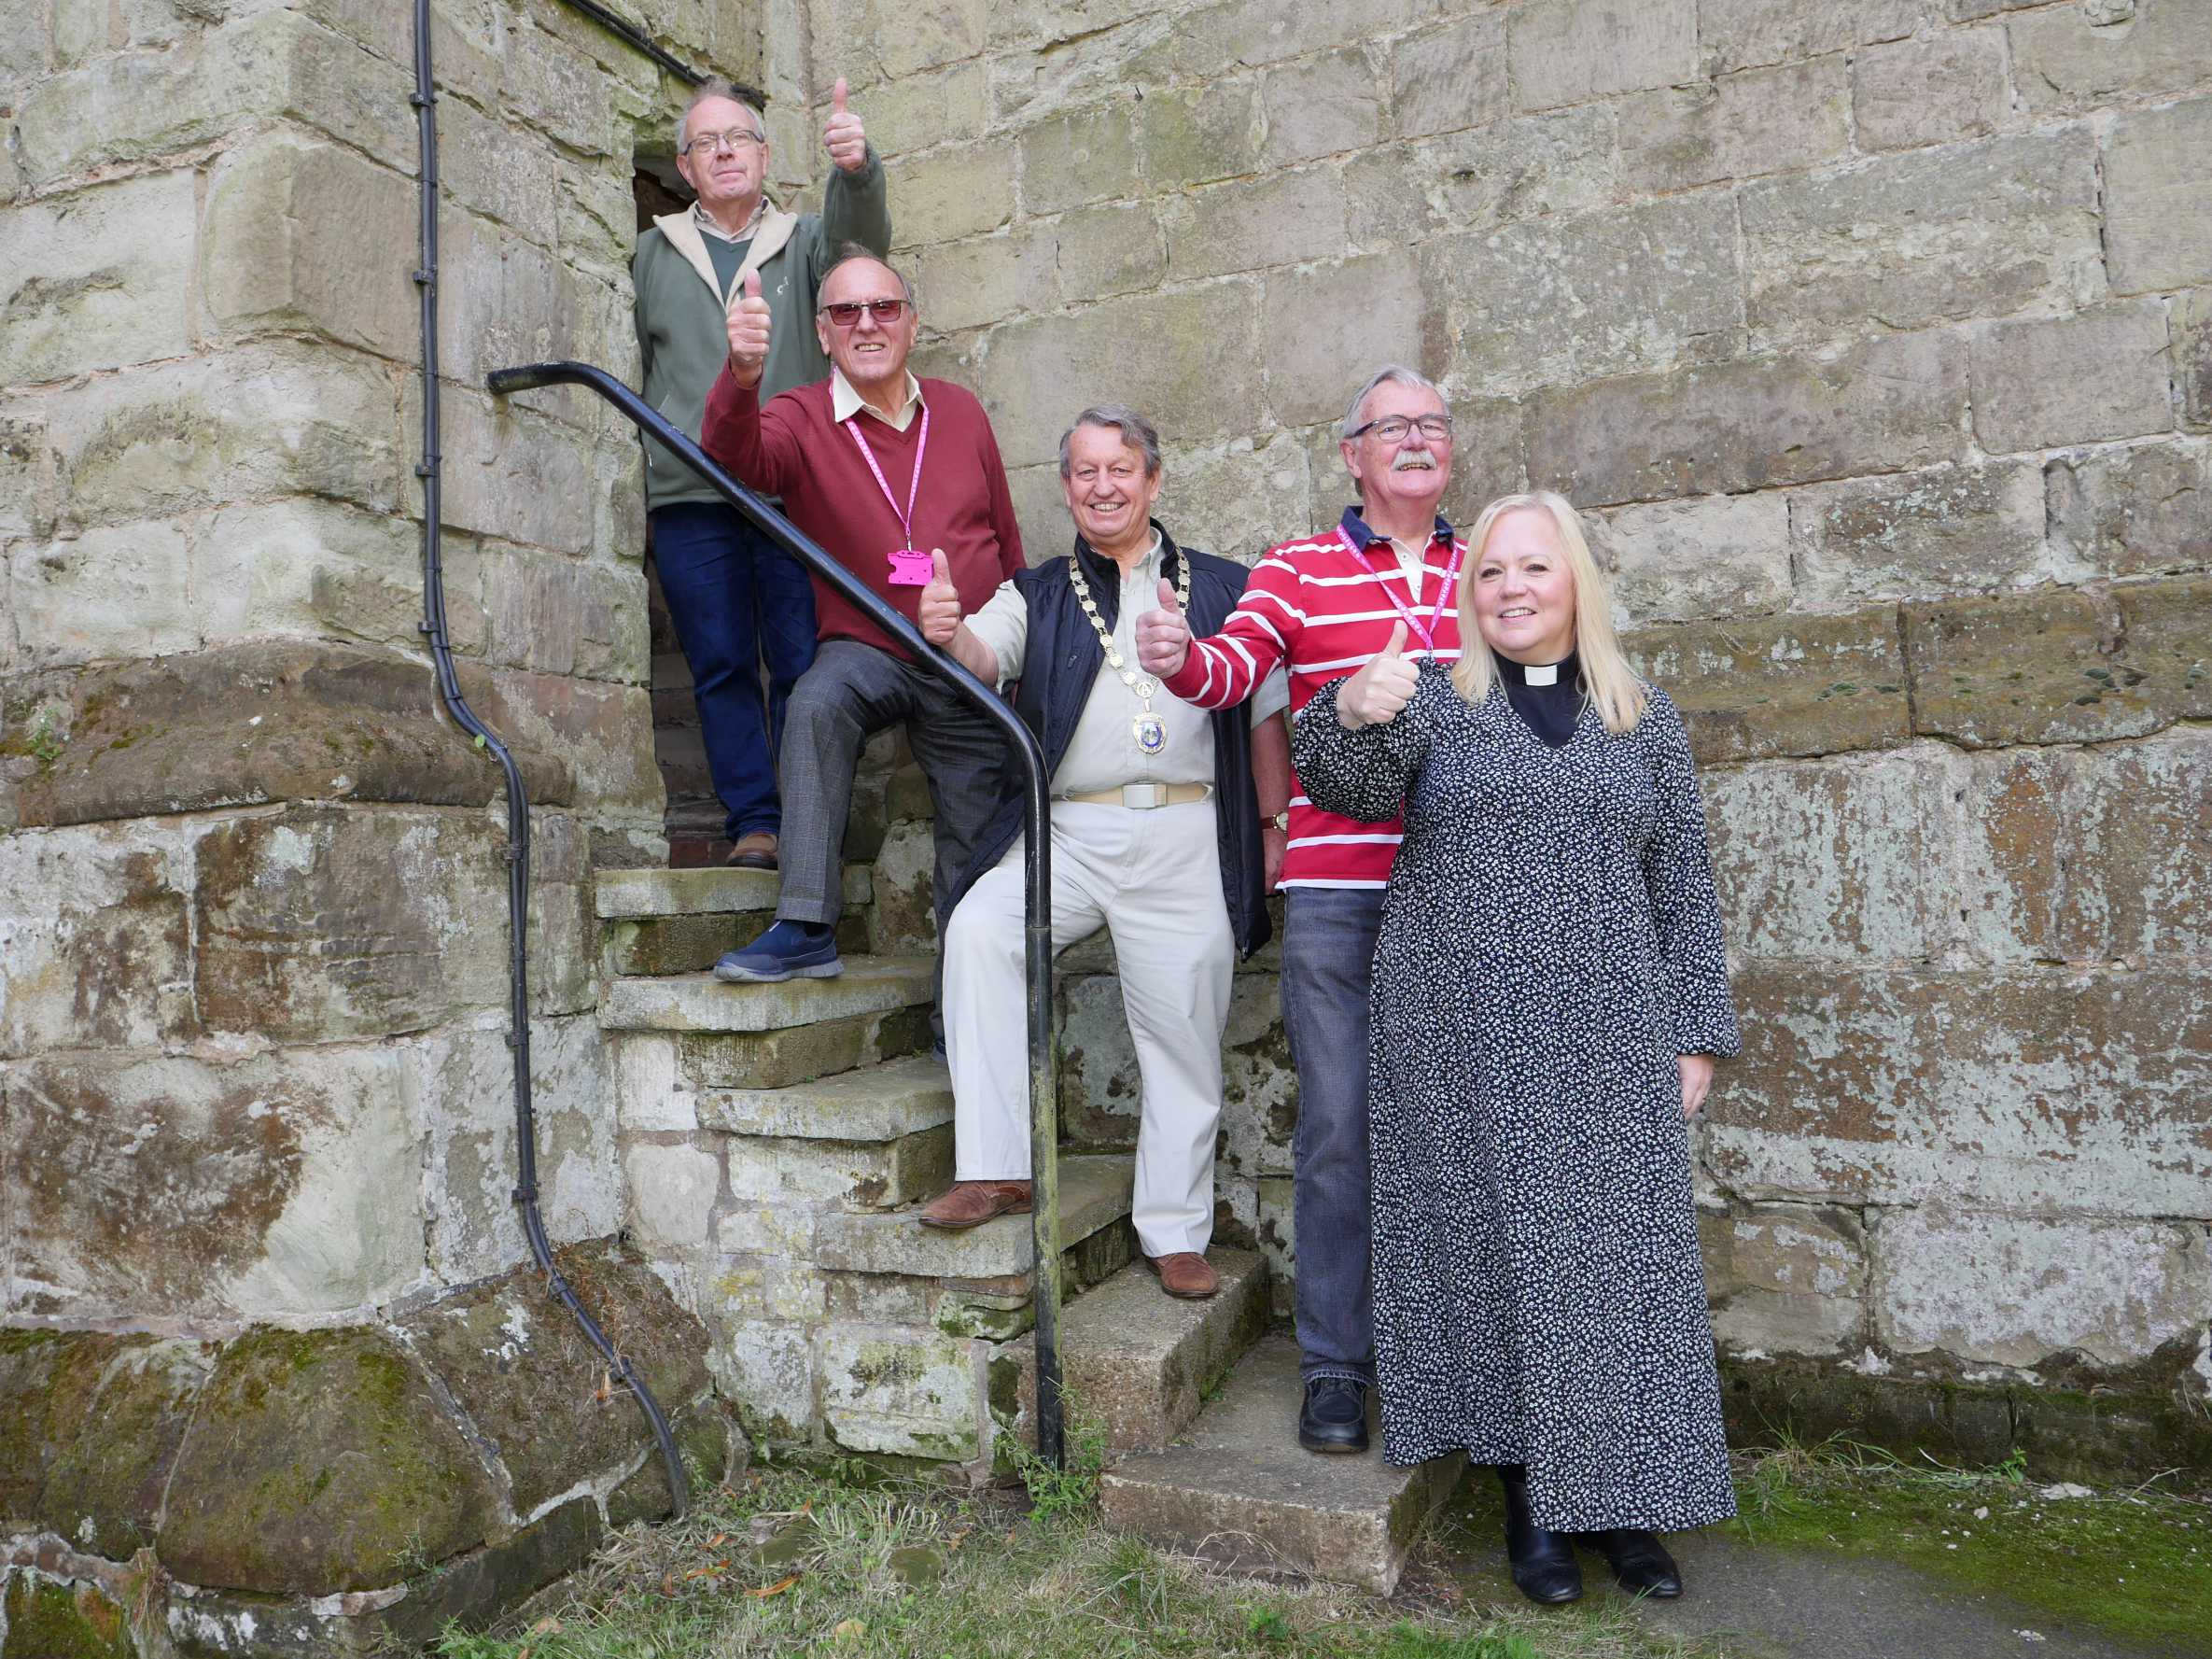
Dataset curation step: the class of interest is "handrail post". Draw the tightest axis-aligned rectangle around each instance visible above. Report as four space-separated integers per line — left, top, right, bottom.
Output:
487 361 1067 1468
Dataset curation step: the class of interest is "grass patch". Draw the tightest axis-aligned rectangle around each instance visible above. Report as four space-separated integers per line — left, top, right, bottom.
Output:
431 1467 1718 1659
1722 1438 2212 1651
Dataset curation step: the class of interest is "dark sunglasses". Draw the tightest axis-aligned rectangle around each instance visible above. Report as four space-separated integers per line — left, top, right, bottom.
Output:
818 299 909 327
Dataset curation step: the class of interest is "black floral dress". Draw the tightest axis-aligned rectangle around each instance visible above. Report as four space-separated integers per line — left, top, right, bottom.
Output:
1292 662 1742 1533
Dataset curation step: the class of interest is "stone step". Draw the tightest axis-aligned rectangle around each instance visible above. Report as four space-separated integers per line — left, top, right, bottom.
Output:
1061 1249 1271 1450
813 1153 1132 1279
635 1003 934 1093
1099 1334 1464 1595
699 1053 954 1141
606 910 873 976
599 956 934 1034
595 864 873 921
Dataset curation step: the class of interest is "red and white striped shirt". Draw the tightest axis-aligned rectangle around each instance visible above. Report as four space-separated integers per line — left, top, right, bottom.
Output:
1162 508 1466 889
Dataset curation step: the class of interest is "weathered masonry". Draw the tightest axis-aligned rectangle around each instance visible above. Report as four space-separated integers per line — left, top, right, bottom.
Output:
4 0 2209 1649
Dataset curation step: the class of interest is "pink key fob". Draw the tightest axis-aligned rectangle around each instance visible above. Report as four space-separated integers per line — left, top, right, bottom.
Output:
888 548 933 585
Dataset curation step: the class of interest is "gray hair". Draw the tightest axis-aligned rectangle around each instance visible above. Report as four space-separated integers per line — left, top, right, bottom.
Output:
819 243 913 304
1338 364 1443 441
676 77 765 154
1058 404 1163 479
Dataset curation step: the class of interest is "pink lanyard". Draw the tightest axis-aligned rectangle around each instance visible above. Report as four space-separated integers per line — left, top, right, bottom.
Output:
1338 527 1462 654
843 404 930 548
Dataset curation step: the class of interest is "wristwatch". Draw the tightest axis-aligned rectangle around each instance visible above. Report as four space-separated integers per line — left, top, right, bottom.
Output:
1270 811 1290 832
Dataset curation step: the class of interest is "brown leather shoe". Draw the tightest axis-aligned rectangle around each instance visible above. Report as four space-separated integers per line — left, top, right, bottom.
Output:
917 1180 1032 1230
726 832 778 870
1145 1252 1219 1300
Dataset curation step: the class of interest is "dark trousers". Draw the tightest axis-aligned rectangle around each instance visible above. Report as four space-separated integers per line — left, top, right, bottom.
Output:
775 640 1009 933
650 503 818 841
1281 884 1385 1386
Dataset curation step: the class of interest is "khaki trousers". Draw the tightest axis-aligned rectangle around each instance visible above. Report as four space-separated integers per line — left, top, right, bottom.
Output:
942 798 1232 1258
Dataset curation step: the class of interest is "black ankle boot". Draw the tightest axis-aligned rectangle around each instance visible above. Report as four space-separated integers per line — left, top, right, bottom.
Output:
1497 1465 1582 1605
1587 1528 1682 1598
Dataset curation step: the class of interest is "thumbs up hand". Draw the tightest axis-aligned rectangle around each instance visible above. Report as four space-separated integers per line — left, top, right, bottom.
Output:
823 76 869 174
918 549 961 646
1134 575 1191 679
726 269 772 387
1337 622 1421 729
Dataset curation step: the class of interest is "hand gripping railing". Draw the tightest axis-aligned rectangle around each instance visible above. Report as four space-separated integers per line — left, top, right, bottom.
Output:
486 361 1069 1469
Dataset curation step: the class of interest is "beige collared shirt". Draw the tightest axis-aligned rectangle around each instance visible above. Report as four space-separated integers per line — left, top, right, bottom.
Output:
831 366 925 433
692 197 764 245
963 535 1291 795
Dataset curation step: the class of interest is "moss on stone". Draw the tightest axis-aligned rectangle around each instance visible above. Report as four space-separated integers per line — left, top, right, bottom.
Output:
156 1326 500 1597
1 1575 136 1659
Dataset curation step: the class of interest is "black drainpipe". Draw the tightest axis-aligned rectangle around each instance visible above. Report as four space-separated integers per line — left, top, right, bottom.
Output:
412 0 687 1518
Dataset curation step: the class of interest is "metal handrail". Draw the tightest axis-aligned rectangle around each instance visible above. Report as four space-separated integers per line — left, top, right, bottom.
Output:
487 360 1068 1468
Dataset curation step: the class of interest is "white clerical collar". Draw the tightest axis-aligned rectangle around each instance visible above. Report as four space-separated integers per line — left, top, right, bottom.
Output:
1524 662 1561 687
831 367 925 432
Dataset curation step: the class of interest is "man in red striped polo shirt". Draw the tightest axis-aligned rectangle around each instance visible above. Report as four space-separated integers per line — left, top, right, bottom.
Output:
1135 364 1464 1455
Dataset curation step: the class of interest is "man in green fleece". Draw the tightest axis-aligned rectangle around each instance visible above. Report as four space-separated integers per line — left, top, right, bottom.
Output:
633 76 891 869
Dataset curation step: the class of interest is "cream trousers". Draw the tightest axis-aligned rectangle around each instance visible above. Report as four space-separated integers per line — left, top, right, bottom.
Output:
941 798 1233 1258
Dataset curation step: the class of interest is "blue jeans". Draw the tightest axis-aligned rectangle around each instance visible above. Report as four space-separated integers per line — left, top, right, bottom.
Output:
649 503 818 840
1280 885 1385 1386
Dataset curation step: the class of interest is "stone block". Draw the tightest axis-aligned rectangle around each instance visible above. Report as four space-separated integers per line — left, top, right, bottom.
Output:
0 640 584 836
1851 28 2008 151
201 136 417 359
1625 607 1911 764
596 862 872 921
976 282 1266 468
192 805 509 1042
414 1016 619 1282
866 816 938 955
1160 430 1316 563
1701 1202 1869 1357
437 385 599 557
0 171 198 385
1262 45 1388 166
0 418 56 541
1617 56 1849 193
2007 0 2212 113
0 1576 133 1659
2047 438 2212 577
8 519 196 669
1970 302 2174 454
819 1325 978 1459
1788 460 2049 602
707 1318 818 1443
436 91 562 246
1739 131 2102 348
1594 492 1792 626
1392 9 1506 139
1875 1205 2211 1369
200 498 467 656
159 1327 500 1595
1347 106 1619 245
1528 329 1967 507
479 543 649 682
809 0 986 81
602 956 934 1033
459 660 663 819
0 819 198 1058
1019 97 1139 215
887 140 1015 248
722 1126 955 1211
2174 288 2212 429
623 1139 722 1252
709 1259 833 1324
839 60 990 159
1698 0 1924 74
671 1002 933 1090
909 225 1059 333
700 1053 954 1143
403 1240 711 1517
1959 730 2212 963
714 1202 819 1258
432 207 581 388
812 1153 1132 1276
1507 0 1698 110
7 1044 423 1324
47 343 403 527
1160 167 1345 284
1264 257 1441 431
1049 201 1168 302
1135 79 1266 188
1701 747 1953 962
1125 0 1426 84
2103 95 2212 294
1902 583 2204 748
1440 193 1742 399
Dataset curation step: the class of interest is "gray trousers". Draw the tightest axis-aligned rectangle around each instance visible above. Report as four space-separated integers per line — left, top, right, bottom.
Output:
1281 884 1386 1386
776 640 1009 932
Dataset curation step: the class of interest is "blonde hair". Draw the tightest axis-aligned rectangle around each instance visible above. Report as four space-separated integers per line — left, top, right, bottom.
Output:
1451 491 1648 735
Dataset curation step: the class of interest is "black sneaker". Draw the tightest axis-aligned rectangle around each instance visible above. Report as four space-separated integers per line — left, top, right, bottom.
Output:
1297 1375 1369 1454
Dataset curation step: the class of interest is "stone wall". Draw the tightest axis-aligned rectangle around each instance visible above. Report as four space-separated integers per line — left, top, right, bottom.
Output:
1 0 754 1642
786 0 2212 1451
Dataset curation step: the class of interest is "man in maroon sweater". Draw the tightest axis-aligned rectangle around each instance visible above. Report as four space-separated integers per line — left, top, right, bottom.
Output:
701 248 1023 980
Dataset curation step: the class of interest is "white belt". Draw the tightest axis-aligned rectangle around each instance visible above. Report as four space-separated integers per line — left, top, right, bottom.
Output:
1055 782 1214 809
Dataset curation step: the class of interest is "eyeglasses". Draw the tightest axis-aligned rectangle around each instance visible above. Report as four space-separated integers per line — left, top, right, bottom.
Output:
818 298 909 327
681 127 764 157
1347 414 1455 443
